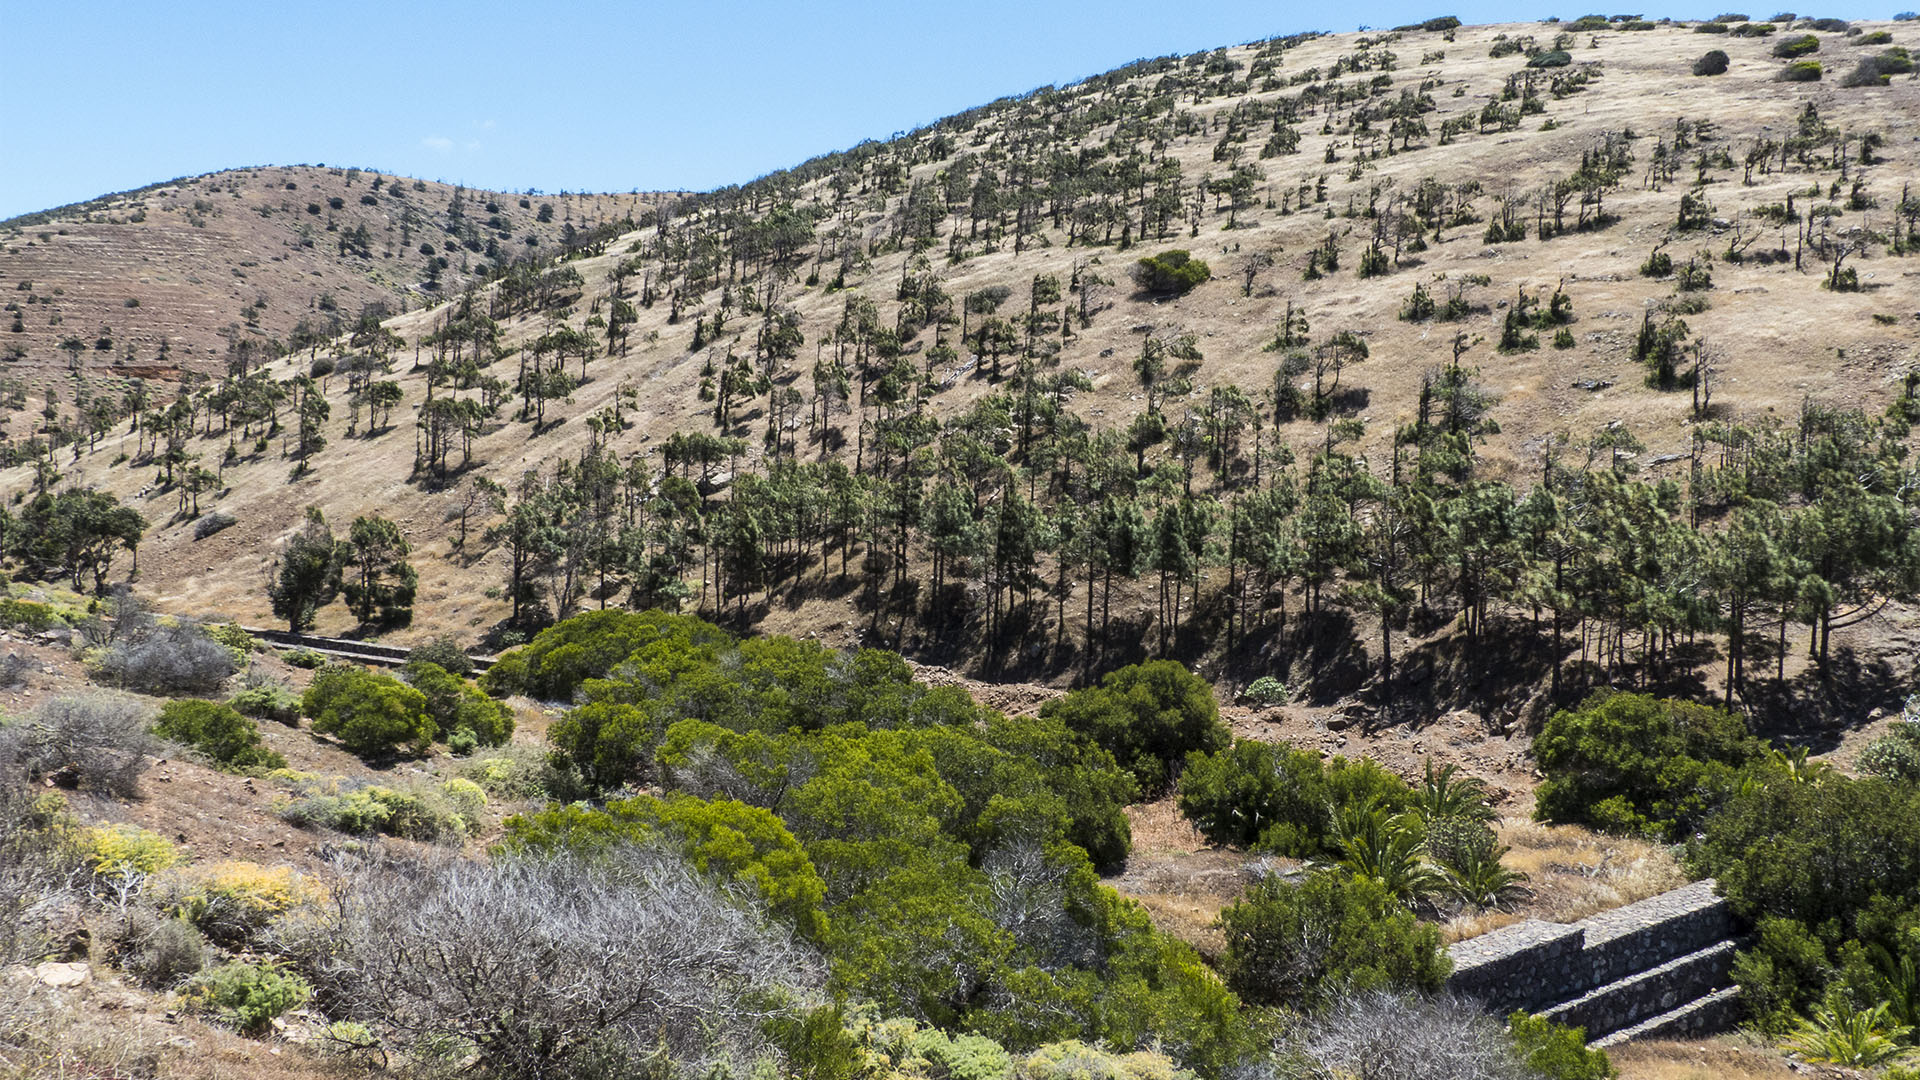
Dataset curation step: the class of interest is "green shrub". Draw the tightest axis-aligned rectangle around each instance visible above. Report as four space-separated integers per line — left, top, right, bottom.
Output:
1568 15 1612 31
1018 1040 1195 1080
1858 720 1920 780
205 623 256 664
1695 20 1732 32
1842 47 1913 84
1239 676 1290 707
1508 1012 1617 1078
1039 660 1227 796
0 598 59 631
1181 740 1329 853
283 648 325 669
304 665 434 757
403 661 513 748
83 823 180 877
459 743 573 800
227 685 301 725
504 793 829 939
1528 49 1574 67
1180 740 1418 857
184 961 310 1035
1129 250 1212 296
1640 251 1674 276
278 782 464 841
479 609 731 700
1856 29 1894 43
152 699 286 772
1730 915 1834 1032
1781 59 1824 79
1694 49 1732 74
407 634 475 676
1774 32 1821 56
1216 871 1448 1010
1691 776 1920 935
1534 691 1768 839
1732 20 1777 34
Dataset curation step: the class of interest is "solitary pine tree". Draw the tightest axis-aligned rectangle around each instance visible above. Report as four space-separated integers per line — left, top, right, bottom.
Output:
267 507 341 632
340 514 417 627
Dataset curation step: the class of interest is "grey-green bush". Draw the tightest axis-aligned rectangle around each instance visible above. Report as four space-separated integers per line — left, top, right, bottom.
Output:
95 621 236 695
1 692 155 795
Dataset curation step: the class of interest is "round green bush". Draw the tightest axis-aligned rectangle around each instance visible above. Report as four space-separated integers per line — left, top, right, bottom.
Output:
1857 724 1920 780
1780 59 1823 79
404 661 514 748
303 665 434 758
152 699 286 772
227 685 301 725
1217 872 1449 1010
1240 676 1291 707
1773 32 1820 56
185 961 310 1035
1038 660 1226 796
1128 250 1213 296
1694 49 1732 74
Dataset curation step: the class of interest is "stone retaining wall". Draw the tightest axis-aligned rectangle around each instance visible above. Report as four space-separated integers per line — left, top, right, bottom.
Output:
1445 879 1741 1040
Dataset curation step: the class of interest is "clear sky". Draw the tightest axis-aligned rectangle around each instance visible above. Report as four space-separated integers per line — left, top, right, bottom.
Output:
2 0 1894 220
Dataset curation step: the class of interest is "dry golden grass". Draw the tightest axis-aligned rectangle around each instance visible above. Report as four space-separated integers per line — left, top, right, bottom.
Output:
1442 818 1688 943
1103 799 1275 957
1606 1035 1819 1080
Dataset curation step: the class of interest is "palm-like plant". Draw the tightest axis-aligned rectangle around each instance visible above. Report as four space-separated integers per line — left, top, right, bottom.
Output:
1441 836 1532 910
1324 800 1446 909
1414 758 1495 823
1770 745 1837 786
1786 995 1913 1069
1872 945 1920 1031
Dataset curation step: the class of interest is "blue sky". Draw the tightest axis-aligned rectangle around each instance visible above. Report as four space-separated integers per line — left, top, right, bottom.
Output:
1 1 1891 220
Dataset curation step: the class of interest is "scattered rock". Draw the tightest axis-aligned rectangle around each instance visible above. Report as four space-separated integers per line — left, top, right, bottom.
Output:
32 961 89 988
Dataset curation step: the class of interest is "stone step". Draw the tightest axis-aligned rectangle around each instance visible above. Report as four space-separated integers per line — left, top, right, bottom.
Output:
1574 879 1736 987
1589 986 1744 1049
1541 938 1743 1040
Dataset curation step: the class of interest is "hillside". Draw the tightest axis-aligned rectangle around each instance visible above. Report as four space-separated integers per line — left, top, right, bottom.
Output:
9 14 1920 1080
0 165 662 389
7 16 1920 731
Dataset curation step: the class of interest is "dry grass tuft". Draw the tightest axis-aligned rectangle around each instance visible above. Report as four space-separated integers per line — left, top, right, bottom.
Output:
1443 819 1688 943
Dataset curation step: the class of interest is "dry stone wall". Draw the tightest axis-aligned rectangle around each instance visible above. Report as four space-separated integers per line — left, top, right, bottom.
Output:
1446 880 1746 1044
